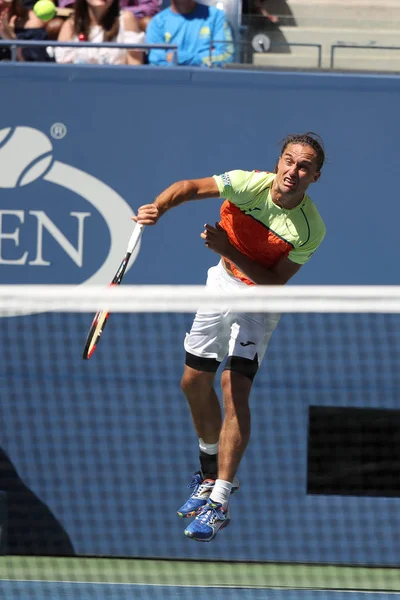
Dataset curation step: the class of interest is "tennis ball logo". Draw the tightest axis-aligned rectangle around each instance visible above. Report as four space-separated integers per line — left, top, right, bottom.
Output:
0 124 138 307
0 126 53 189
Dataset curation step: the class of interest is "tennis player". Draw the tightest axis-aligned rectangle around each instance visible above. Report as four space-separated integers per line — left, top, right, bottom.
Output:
134 132 326 542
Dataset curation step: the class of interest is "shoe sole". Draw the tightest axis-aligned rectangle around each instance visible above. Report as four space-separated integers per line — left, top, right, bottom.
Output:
184 518 231 542
177 509 198 518
177 484 240 519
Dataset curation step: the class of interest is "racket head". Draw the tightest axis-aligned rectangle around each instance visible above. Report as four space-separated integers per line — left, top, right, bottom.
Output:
82 308 110 360
82 224 143 360
82 264 124 360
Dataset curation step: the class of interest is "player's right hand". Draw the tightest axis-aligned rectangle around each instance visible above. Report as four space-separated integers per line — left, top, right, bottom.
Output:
132 204 160 225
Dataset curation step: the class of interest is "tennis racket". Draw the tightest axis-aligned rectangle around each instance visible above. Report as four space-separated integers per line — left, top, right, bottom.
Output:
82 223 144 360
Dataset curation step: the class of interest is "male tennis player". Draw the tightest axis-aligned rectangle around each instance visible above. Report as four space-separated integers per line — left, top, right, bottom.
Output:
134 132 326 542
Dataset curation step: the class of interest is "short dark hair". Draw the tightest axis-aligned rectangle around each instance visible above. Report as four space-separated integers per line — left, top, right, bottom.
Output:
280 132 325 171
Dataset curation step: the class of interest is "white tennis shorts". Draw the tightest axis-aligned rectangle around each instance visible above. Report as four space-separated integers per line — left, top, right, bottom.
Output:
184 261 281 365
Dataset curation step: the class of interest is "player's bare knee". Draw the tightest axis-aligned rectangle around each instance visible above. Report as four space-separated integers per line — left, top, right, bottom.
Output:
181 353 219 393
180 371 195 396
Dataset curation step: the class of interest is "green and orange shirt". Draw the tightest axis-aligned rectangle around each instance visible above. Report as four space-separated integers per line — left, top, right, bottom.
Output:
213 170 326 286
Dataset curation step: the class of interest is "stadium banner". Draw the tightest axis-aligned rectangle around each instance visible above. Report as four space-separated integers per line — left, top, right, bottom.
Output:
0 65 399 287
1 65 400 563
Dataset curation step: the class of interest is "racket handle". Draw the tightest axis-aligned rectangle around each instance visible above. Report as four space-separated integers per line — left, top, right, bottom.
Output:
127 223 144 254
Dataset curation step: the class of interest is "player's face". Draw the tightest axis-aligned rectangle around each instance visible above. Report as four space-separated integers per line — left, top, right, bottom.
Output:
275 143 320 197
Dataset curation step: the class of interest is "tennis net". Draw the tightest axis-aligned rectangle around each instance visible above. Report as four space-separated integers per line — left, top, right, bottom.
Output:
1 284 400 598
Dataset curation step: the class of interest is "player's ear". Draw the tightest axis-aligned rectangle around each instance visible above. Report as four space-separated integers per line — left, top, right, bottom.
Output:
313 171 321 182
274 159 280 174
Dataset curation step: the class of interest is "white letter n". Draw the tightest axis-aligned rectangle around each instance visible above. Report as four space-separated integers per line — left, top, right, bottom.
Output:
28 211 91 267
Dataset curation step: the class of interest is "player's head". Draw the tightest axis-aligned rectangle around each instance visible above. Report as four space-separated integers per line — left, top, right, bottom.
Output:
274 132 324 198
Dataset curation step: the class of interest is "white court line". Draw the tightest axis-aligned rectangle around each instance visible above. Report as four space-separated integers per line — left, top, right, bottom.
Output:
1 579 400 593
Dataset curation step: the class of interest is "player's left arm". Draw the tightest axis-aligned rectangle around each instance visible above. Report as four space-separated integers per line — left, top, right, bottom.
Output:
202 223 301 285
225 250 301 285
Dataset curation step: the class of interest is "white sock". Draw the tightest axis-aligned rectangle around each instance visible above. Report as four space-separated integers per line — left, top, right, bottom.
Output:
199 438 219 455
209 479 232 506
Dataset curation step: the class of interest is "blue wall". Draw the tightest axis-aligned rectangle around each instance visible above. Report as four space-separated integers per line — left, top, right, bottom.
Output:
1 64 400 285
1 64 400 564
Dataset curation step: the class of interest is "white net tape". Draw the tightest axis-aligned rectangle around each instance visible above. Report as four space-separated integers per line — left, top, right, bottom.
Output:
1 285 400 314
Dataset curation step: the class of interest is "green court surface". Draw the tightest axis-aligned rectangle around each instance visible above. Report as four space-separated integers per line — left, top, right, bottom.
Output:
1 557 400 592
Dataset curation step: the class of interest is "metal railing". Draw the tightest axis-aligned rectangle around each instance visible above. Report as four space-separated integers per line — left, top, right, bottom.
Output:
330 43 400 69
210 40 323 69
9 38 397 72
0 39 179 64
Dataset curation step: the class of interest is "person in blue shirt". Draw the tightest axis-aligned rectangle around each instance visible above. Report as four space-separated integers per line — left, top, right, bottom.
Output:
146 0 234 67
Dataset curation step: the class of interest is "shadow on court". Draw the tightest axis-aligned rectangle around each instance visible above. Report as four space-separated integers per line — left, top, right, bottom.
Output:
0 447 75 556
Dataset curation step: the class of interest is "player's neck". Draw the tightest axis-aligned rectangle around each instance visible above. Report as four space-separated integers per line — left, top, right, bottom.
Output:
271 183 304 210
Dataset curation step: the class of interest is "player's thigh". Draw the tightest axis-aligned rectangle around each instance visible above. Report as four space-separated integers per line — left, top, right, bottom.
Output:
228 311 281 363
184 264 232 362
184 308 231 362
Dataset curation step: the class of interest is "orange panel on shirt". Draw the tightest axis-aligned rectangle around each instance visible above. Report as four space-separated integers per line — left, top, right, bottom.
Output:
220 200 293 286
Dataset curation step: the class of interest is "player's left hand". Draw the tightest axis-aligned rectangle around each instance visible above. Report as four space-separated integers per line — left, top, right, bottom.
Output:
201 222 231 256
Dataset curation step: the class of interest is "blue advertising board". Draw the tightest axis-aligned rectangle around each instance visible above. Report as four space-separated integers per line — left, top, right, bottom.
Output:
1 64 400 564
0 64 400 287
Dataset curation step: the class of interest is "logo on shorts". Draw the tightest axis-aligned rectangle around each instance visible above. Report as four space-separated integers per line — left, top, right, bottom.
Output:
240 341 256 347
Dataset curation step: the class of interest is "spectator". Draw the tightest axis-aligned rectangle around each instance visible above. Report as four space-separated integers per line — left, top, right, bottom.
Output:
43 6 74 41
0 0 11 58
57 0 77 9
54 0 144 65
0 0 10 31
1 0 52 61
119 0 161 32
45 15 67 40
146 0 233 67
242 0 279 25
57 0 159 32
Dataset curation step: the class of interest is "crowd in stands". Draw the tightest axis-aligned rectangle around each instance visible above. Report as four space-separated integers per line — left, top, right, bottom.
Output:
0 0 279 65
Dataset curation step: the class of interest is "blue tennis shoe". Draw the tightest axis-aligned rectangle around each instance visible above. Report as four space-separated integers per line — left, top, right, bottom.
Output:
184 498 230 542
177 473 215 518
177 472 240 518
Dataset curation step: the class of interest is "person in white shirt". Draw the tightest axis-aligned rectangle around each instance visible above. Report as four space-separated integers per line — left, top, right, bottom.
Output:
55 0 144 65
